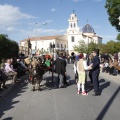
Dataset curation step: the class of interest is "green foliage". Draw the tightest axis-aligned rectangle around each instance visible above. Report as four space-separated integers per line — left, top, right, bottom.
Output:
72 39 120 55
0 34 19 63
105 40 120 55
87 42 98 54
73 40 87 53
116 33 120 41
105 0 120 31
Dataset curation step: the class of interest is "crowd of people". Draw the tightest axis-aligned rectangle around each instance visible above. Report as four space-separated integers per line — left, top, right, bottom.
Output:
0 58 28 92
0 51 120 97
73 51 120 96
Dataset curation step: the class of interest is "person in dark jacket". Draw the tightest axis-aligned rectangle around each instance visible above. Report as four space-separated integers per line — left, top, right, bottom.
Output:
91 49 101 96
62 56 68 87
54 52 66 88
87 54 93 86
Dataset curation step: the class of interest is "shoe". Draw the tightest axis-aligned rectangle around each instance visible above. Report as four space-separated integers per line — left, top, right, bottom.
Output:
92 92 101 96
2 86 8 89
14 80 19 83
59 86 66 88
77 91 81 94
82 92 88 96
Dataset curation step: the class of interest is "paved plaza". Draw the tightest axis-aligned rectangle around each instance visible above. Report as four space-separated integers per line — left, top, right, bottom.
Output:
0 64 120 120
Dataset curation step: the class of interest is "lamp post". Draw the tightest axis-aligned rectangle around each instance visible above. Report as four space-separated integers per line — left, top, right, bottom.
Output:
36 22 47 53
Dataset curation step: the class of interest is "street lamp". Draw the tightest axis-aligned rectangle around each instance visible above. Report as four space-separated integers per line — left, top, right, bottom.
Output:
36 22 47 53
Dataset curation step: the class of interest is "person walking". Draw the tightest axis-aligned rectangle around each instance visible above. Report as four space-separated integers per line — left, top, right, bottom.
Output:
91 49 101 96
54 52 66 88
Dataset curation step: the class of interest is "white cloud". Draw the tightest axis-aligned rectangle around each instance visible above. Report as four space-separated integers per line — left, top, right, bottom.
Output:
51 8 56 12
7 27 16 32
0 4 35 26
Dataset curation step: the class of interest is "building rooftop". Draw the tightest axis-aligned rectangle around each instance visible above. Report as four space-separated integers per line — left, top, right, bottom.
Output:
82 24 95 33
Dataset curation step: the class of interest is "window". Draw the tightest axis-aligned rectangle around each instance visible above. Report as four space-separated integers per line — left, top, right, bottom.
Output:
71 36 74 42
57 44 59 48
74 23 76 28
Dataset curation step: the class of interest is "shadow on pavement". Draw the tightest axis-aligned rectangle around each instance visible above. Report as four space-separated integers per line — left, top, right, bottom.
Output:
86 79 110 93
2 117 13 120
100 79 110 93
96 86 120 120
0 75 28 118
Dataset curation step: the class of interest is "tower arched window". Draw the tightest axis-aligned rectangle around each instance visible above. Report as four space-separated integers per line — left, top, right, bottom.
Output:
74 23 76 28
71 23 72 28
71 36 74 42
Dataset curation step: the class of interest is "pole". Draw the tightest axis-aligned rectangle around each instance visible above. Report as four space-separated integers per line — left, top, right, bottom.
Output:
52 43 55 82
35 22 47 53
36 23 37 53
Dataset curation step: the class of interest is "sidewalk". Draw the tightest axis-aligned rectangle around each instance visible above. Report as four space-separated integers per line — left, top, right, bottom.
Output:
99 72 120 83
0 75 27 101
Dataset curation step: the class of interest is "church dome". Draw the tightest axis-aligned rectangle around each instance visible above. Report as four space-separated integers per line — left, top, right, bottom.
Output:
82 24 95 33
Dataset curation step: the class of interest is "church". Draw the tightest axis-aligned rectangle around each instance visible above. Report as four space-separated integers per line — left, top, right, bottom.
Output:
19 12 102 56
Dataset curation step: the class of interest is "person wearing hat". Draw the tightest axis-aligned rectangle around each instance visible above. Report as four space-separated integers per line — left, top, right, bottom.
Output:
77 54 92 95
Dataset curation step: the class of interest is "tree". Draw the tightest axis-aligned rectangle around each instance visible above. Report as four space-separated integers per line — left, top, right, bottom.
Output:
116 33 120 41
87 42 98 54
0 34 19 63
73 40 87 53
105 0 120 31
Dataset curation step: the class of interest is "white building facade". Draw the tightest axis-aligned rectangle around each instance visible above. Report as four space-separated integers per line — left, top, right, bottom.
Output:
66 13 102 54
20 13 102 55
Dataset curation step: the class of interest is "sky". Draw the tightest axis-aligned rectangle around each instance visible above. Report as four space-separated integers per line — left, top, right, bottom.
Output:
0 0 119 44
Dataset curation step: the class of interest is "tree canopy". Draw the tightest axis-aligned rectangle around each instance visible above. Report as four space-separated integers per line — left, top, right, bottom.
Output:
116 33 120 41
105 0 120 32
73 40 87 53
73 40 120 55
0 34 19 63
